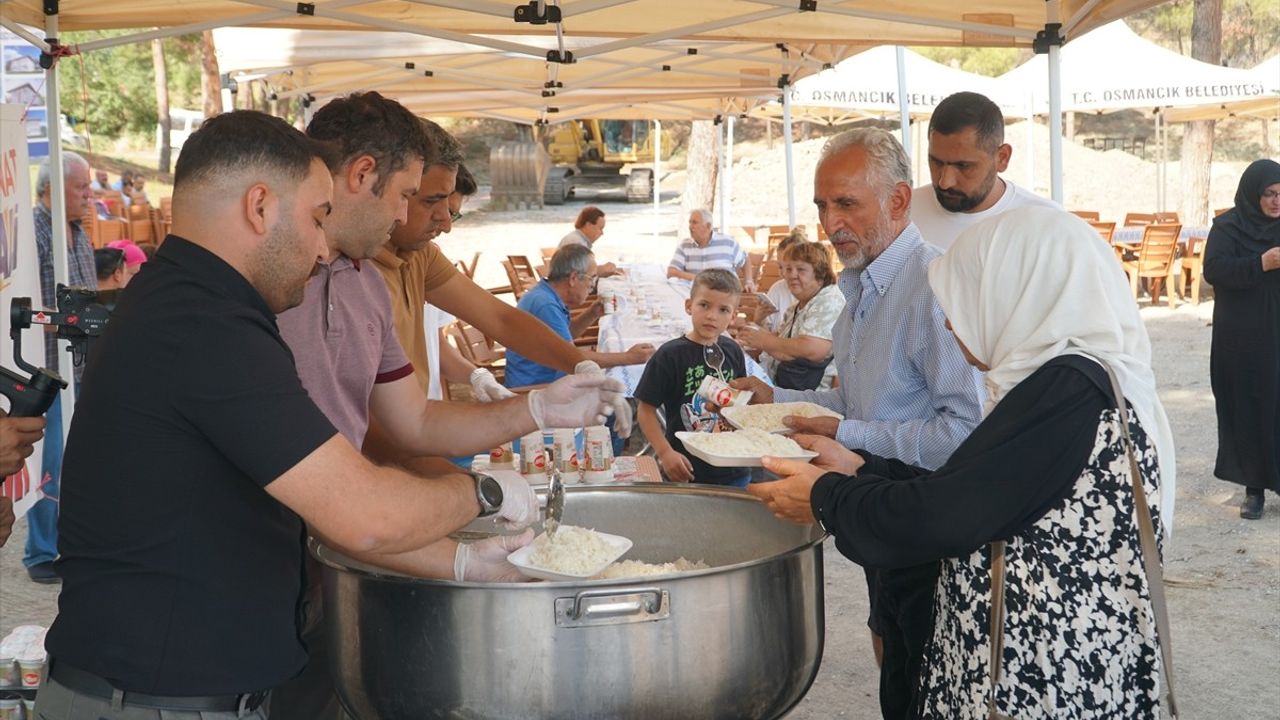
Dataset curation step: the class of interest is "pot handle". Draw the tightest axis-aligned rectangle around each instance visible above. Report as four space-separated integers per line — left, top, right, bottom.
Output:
555 588 670 628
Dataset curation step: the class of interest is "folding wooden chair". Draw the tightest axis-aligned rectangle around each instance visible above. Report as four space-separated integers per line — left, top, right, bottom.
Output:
1088 221 1116 243
128 202 154 243
1122 224 1181 308
756 259 783 292
445 321 506 382
454 251 480 279
1178 235 1207 305
504 255 540 298
1154 212 1180 224
1122 212 1157 227
1070 210 1101 221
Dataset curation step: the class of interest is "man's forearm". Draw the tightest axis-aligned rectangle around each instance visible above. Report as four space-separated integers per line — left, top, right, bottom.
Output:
478 306 585 373
667 267 695 281
569 311 598 340
439 339 478 385
411 396 537 456
346 535 459 579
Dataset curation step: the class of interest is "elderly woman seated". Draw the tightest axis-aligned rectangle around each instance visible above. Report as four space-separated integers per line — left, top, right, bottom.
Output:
737 240 843 390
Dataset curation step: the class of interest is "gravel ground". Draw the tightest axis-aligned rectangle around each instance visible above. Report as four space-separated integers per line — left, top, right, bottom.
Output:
3 161 1277 719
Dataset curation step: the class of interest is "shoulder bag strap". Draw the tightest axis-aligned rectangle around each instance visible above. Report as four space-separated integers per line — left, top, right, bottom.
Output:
1098 361 1179 718
987 540 1008 719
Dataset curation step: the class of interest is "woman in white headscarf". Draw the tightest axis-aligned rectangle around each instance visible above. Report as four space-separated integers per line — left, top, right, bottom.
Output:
751 206 1175 719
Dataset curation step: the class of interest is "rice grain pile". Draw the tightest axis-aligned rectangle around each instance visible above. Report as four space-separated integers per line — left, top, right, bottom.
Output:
596 558 710 579
728 402 840 432
683 428 805 457
527 525 621 575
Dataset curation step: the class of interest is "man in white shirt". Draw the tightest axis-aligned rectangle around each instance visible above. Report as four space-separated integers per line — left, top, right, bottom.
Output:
912 91 1058 251
668 208 755 291
559 206 618 276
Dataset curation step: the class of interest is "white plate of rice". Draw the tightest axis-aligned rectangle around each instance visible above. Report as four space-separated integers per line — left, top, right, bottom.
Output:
507 525 634 581
675 429 818 467
721 402 843 434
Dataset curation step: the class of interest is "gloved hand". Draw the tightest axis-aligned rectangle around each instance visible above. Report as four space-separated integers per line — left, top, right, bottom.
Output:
470 367 516 402
526 372 623 429
453 529 535 582
491 470 538 530
574 360 633 438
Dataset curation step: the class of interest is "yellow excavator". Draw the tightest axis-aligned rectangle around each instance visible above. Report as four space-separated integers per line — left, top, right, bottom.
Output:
488 119 670 209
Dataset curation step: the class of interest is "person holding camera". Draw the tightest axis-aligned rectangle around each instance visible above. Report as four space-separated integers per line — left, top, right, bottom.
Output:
24 150 96 583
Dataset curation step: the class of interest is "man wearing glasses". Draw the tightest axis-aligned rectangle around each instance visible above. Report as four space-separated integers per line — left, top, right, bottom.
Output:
504 243 655 389
366 120 606 405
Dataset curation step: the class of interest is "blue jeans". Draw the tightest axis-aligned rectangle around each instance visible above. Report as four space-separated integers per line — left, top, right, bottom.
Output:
25 394 62 567
712 474 751 489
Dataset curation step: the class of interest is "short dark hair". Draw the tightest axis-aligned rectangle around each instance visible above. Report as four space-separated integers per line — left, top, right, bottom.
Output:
306 92 432 196
418 118 465 170
928 91 1005 152
781 241 836 287
691 268 741 298
454 163 478 197
94 247 125 281
175 110 337 190
575 206 605 229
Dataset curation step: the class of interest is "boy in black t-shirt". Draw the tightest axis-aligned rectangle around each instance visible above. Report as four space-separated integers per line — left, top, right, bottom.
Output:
635 269 751 487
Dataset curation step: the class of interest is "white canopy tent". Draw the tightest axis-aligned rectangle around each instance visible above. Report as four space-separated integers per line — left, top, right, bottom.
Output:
995 20 1269 115
1 0 1176 430
995 20 1272 211
1163 55 1280 123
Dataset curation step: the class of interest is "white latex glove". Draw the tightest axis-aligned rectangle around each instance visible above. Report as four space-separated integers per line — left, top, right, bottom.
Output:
453 529 535 582
575 360 633 438
490 469 538 530
470 367 516 402
526 372 621 429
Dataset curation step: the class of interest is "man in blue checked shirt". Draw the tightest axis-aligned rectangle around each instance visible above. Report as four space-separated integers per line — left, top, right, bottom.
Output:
732 127 984 720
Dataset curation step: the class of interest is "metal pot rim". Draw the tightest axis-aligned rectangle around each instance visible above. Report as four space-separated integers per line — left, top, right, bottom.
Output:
310 483 825 588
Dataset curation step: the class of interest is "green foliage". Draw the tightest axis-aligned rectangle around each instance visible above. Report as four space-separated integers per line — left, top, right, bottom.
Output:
1130 0 1280 67
910 47 1024 77
57 31 204 139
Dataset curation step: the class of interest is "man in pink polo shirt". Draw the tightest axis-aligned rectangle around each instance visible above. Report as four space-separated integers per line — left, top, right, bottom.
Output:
273 92 624 720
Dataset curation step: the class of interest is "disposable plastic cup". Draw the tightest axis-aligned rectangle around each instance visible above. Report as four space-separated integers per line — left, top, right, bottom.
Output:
0 658 16 688
18 659 42 689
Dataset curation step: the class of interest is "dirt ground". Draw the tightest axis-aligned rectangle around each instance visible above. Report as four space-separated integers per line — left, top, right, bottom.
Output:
2 182 1278 719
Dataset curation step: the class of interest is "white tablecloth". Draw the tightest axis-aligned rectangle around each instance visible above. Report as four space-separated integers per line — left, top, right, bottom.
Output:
597 264 771 395
1112 225 1208 245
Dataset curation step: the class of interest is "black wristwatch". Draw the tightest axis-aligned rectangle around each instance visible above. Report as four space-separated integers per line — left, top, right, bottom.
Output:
469 470 503 517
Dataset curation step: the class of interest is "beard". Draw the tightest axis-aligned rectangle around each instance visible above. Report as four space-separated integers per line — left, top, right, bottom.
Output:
829 217 894 272
253 216 316 313
933 171 998 213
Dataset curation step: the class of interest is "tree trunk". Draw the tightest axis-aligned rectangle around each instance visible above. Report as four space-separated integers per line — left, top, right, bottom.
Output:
680 120 720 226
152 38 172 175
1178 0 1221 226
200 30 223 119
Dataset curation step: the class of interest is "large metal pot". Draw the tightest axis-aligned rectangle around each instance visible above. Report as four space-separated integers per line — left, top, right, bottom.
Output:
313 484 825 720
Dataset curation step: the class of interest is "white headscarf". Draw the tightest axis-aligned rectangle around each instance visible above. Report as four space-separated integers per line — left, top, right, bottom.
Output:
927 206 1176 536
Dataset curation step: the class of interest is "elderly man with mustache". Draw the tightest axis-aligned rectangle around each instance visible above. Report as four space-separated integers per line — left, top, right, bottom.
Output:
731 127 984 720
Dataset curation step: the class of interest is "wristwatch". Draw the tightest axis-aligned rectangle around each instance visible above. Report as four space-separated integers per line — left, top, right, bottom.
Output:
469 470 503 517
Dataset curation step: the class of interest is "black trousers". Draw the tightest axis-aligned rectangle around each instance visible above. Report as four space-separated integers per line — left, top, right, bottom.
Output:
872 562 940 720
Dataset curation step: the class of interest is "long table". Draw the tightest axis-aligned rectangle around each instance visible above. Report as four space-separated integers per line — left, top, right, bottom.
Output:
596 264 771 395
1112 225 1209 245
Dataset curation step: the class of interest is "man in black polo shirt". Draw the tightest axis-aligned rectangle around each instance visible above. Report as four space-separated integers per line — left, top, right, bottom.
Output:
36 112 552 720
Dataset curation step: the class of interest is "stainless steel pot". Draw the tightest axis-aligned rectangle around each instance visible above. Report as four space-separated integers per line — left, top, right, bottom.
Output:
313 484 825 720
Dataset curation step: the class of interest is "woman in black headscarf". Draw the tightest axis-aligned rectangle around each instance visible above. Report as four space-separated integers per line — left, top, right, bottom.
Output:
1204 158 1280 519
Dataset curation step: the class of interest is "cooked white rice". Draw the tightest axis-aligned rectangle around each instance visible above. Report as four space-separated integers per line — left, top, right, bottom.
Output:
595 557 710 579
682 428 805 457
527 525 621 575
728 402 839 432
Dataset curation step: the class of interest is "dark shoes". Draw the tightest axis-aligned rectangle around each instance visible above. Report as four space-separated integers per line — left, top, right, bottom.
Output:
27 561 60 584
1240 488 1265 520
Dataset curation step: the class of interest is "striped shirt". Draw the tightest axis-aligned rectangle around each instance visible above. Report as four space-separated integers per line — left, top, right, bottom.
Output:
774 223 984 469
34 203 97 378
668 232 747 274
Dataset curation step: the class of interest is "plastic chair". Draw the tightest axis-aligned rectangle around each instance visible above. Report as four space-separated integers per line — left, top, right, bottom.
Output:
1122 223 1181 308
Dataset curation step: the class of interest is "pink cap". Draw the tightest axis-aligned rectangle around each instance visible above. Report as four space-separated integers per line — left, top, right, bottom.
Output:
107 240 147 267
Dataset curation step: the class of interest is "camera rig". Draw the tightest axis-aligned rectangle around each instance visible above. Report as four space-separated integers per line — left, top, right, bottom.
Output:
0 285 117 418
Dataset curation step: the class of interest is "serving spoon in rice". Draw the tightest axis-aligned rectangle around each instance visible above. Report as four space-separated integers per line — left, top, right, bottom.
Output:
544 447 565 539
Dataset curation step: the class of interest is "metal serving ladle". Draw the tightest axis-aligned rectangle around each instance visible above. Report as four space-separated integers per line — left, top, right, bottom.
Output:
543 446 565 538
